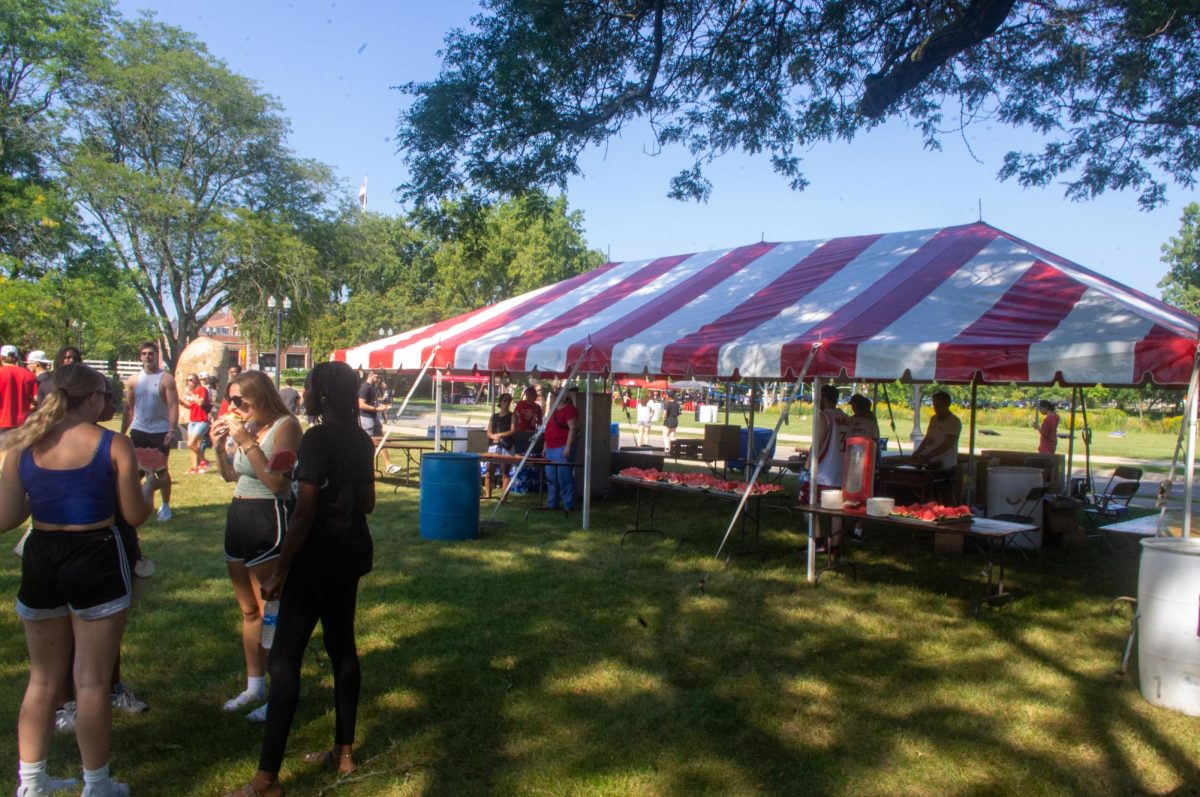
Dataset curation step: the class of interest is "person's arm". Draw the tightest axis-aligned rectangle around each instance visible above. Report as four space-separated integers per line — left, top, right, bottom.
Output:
209 416 239 483
111 433 151 526
260 479 318 600
161 372 180 447
564 415 579 454
0 447 30 532
120 374 136 435
231 415 302 496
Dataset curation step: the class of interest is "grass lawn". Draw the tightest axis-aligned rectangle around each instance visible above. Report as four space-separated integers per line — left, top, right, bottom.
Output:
2 448 1199 796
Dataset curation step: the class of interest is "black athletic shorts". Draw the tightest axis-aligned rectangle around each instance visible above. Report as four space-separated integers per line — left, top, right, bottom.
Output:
17 527 132 621
224 497 291 567
129 428 171 459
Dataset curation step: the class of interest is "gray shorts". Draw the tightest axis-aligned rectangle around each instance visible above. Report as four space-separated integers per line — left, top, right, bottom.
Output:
359 415 382 437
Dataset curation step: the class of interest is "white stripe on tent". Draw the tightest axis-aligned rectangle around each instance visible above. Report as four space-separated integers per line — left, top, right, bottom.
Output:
855 237 1038 380
716 228 940 377
608 239 824 375
518 248 735 373
1029 287 1154 383
449 256 665 370
340 323 434 368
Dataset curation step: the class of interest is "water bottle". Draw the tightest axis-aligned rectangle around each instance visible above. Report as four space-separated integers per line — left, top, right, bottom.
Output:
261 600 279 649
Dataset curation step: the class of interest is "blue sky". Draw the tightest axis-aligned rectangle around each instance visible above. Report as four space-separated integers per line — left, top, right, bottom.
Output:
119 0 1198 297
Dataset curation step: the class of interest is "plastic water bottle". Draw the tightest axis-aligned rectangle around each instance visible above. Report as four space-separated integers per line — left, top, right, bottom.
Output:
261 600 279 649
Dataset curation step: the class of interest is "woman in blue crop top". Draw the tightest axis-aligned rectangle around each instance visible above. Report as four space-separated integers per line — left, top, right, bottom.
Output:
209 370 301 721
0 364 149 797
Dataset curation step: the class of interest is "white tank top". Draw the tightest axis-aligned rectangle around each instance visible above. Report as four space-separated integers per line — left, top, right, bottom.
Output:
131 371 170 433
816 408 848 487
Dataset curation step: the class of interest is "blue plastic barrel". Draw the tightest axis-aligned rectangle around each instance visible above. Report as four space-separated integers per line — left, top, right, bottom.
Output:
419 453 481 540
728 427 776 470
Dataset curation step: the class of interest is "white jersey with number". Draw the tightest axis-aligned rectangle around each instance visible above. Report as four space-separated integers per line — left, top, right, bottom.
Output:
816 408 849 487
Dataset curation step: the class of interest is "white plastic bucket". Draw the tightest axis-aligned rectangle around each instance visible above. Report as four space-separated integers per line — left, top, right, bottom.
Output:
986 466 1043 549
1138 538 1200 716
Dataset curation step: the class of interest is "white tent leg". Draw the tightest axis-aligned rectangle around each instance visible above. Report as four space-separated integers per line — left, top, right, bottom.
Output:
1184 354 1200 537
911 385 923 447
434 370 443 450
808 377 821 584
583 373 593 530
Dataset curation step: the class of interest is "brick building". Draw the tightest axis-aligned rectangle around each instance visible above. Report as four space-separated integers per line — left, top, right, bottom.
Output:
200 308 311 373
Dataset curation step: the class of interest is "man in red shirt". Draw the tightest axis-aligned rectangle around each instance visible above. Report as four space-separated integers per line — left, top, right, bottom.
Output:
0 344 37 440
512 385 544 455
542 386 579 510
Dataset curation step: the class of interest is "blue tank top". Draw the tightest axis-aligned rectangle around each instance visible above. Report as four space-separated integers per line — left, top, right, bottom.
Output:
20 429 117 526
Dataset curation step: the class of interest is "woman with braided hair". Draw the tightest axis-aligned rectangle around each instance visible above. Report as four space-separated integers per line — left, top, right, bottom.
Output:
224 361 375 797
0 363 149 797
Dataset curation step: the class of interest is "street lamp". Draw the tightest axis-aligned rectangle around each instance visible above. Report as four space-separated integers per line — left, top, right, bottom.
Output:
267 295 291 387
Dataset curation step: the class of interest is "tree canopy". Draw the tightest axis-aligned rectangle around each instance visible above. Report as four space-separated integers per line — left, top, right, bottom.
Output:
398 0 1199 209
60 15 337 367
1158 202 1200 316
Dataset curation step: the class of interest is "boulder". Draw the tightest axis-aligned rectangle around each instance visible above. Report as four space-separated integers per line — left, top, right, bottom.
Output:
176 336 229 399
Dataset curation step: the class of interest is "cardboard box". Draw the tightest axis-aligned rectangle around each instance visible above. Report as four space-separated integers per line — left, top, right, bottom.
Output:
933 529 965 555
703 424 741 461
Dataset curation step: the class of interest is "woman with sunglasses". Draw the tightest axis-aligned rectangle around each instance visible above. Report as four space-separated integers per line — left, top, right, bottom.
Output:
224 361 374 797
0 364 149 797
210 371 301 722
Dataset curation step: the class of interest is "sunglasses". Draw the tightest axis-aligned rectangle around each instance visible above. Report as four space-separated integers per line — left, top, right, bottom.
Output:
229 395 245 408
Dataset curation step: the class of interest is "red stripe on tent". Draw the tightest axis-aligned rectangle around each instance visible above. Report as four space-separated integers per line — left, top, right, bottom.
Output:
934 261 1087 382
1134 325 1198 386
486 254 694 372
784 224 1000 376
564 242 778 371
425 259 628 370
658 235 882 375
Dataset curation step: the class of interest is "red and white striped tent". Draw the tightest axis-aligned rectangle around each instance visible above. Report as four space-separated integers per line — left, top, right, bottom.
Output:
335 222 1198 386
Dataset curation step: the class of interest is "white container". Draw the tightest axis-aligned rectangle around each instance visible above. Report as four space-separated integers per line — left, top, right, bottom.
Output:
866 497 895 517
986 466 1043 549
452 425 475 453
1138 538 1200 716
820 489 844 509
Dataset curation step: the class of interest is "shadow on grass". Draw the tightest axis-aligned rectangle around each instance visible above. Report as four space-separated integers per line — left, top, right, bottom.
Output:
1 466 1198 796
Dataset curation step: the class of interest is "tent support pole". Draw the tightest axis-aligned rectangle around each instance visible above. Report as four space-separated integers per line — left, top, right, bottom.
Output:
1067 387 1077 494
967 380 978 507
1183 351 1200 537
434 370 443 450
746 379 757 479
489 345 593 521
911 385 923 447
714 344 820 564
807 375 821 583
583 373 594 530
374 346 439 461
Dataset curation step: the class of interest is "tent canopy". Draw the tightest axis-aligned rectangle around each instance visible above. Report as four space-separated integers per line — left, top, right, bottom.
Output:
336 222 1199 387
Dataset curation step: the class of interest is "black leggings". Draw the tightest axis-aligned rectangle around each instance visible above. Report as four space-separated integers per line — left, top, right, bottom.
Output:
258 571 362 774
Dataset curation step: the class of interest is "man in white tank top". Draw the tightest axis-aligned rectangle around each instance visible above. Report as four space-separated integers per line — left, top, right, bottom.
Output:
121 341 180 521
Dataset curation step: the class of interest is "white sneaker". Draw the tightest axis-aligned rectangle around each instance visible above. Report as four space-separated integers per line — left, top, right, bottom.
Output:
16 774 79 796
55 700 77 733
245 703 268 722
133 558 155 579
111 682 148 714
385 464 402 474
223 688 265 712
80 778 129 797
156 504 172 522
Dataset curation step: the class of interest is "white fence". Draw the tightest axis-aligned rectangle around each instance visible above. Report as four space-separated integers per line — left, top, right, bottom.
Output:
85 359 141 378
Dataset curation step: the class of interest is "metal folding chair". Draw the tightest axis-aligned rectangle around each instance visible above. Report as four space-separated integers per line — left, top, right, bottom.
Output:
991 485 1047 551
1083 466 1143 536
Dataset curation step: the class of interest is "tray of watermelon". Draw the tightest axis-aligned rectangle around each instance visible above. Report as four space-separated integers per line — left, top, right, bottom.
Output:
889 502 974 523
617 468 783 496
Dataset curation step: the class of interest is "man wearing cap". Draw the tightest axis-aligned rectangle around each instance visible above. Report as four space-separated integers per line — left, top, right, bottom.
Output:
25 350 53 403
0 344 36 440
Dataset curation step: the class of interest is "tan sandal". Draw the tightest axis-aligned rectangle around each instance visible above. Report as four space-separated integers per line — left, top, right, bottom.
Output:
303 749 357 775
221 780 283 797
